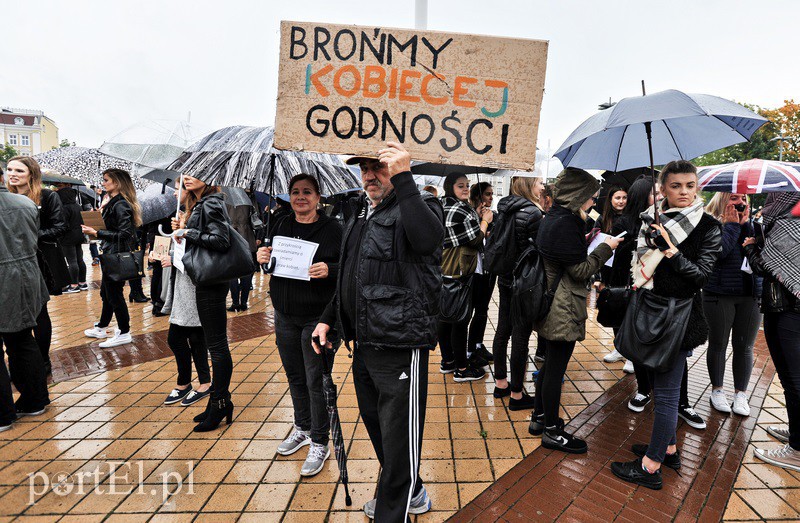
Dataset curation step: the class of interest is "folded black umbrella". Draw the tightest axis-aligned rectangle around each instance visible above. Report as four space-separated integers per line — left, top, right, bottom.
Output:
319 344 352 507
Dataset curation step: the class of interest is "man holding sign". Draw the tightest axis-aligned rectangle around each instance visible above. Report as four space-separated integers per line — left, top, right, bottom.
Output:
313 142 444 521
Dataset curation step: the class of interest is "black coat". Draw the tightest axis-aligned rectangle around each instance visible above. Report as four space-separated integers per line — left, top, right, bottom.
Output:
650 213 722 351
38 189 68 244
184 193 231 253
496 194 543 287
57 188 85 246
97 195 136 254
606 214 640 287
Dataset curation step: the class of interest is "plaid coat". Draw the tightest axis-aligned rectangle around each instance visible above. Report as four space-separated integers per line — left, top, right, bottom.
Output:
441 197 483 277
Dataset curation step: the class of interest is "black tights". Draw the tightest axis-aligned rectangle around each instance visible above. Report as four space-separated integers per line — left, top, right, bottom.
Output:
34 305 52 364
438 319 470 369
196 282 232 401
534 337 576 427
167 324 211 387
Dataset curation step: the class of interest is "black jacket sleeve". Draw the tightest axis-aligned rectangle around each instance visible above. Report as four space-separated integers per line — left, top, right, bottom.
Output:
38 190 68 242
184 197 231 252
392 171 444 255
666 223 723 288
97 199 136 249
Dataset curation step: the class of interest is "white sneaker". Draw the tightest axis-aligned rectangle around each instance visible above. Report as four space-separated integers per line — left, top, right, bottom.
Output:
732 392 751 416
84 325 108 339
300 443 330 476
98 329 132 348
277 427 311 455
710 389 731 413
603 349 625 363
622 360 635 374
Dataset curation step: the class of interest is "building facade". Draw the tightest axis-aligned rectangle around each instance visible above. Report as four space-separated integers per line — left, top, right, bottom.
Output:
0 107 59 156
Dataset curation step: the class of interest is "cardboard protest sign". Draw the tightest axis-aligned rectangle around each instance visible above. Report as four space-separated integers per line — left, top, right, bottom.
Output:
152 236 172 259
275 21 548 171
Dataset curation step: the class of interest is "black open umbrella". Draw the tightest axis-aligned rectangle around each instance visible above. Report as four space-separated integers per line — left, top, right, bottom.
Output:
319 345 352 507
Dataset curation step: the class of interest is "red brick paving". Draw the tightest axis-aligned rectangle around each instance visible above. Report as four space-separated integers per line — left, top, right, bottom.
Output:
49 311 275 383
450 332 775 522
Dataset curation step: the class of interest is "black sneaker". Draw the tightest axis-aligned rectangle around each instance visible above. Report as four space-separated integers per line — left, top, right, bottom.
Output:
533 352 546 364
0 419 13 432
15 403 46 417
473 343 494 362
164 387 192 405
468 353 490 369
78 283 89 291
453 366 486 382
631 444 681 471
628 393 651 413
678 405 707 430
440 360 456 374
509 391 536 411
493 386 510 399
529 414 564 436
542 427 587 454
611 458 663 490
181 388 211 406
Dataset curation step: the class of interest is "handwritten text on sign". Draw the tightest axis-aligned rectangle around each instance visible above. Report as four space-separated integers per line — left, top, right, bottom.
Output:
274 21 548 170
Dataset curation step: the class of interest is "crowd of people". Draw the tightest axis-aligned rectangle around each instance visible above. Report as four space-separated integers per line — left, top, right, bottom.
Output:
1 141 799 520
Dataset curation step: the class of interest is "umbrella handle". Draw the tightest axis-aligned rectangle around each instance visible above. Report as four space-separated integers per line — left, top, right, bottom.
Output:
157 224 172 237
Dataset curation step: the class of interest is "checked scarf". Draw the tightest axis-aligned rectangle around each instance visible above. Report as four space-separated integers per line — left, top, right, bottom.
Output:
760 192 800 298
442 197 481 249
632 197 705 289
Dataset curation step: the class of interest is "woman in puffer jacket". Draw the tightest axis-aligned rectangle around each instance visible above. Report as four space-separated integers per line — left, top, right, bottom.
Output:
703 193 762 417
438 173 492 382
490 176 545 411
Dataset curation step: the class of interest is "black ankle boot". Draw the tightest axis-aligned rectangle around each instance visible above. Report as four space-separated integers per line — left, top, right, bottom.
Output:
227 304 239 312
193 397 212 422
193 398 234 432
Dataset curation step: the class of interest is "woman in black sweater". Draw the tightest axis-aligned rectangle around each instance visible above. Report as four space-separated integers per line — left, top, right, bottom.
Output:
257 174 342 478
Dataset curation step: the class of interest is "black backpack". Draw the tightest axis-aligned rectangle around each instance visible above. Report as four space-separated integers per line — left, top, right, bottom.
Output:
511 246 563 329
484 209 517 275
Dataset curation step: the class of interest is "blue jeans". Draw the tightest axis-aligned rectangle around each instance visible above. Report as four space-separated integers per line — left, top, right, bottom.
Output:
646 351 688 463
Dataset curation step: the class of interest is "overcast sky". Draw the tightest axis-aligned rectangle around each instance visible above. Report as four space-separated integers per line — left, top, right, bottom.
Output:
3 0 797 161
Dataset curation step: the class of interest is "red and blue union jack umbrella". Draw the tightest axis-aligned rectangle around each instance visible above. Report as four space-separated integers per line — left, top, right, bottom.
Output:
698 159 800 194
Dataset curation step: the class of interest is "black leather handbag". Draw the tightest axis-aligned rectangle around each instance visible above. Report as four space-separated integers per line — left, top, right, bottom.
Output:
596 286 633 329
38 240 72 292
439 275 473 323
615 288 692 372
183 222 256 286
99 245 145 282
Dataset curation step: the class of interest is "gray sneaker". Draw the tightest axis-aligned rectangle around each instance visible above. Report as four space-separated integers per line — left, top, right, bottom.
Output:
363 485 431 519
754 444 800 472
276 426 311 456
300 443 330 477
767 425 790 443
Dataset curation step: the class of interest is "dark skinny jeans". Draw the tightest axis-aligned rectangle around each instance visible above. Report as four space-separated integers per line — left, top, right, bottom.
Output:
703 293 761 391
438 318 470 369
62 244 87 284
533 338 576 427
493 284 534 392
468 272 497 350
98 275 130 334
275 310 330 445
195 282 232 402
229 273 254 307
167 324 211 387
1 329 50 417
764 311 800 450
646 351 688 463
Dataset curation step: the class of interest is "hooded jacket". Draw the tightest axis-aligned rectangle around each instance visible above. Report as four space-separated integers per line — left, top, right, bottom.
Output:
57 188 86 246
535 169 613 342
0 186 50 331
496 194 543 287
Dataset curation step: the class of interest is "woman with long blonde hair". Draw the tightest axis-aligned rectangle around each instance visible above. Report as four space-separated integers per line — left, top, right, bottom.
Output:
82 168 141 348
6 156 67 376
702 192 761 416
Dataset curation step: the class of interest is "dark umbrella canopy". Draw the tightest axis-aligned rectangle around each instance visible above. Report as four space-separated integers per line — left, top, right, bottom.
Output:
221 186 253 208
319 346 352 507
136 184 177 225
168 126 361 195
411 161 496 177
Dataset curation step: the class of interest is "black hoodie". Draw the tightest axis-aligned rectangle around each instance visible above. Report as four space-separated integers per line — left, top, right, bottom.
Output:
496 194 543 286
57 188 85 245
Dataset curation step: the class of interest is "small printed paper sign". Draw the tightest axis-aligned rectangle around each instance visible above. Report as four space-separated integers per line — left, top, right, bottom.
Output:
271 235 320 281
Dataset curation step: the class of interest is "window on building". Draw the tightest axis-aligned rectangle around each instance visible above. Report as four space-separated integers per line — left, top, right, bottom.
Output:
21 135 30 146
14 117 23 125
8 134 17 146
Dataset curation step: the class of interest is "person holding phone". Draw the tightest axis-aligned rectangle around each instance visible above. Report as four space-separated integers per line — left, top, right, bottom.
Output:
703 193 761 416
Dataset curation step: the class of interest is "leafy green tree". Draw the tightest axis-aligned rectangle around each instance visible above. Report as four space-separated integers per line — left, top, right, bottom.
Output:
57 138 76 148
0 144 19 164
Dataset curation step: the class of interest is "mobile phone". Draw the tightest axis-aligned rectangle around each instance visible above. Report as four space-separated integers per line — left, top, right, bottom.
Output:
613 231 627 239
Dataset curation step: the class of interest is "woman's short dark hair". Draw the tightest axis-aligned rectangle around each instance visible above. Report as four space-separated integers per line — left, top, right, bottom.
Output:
659 160 697 185
443 172 468 199
469 182 492 208
288 173 320 194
